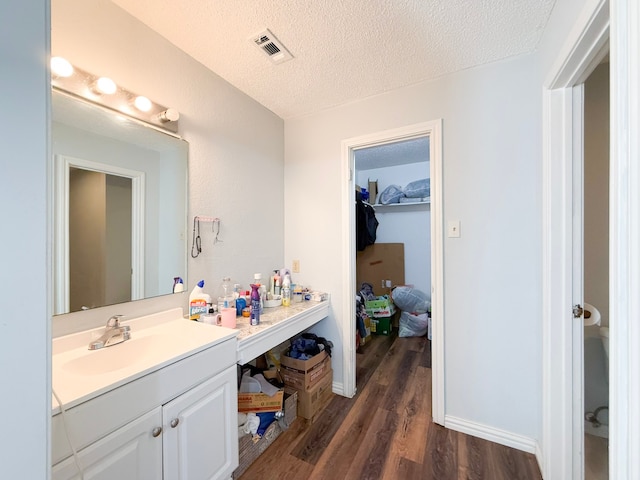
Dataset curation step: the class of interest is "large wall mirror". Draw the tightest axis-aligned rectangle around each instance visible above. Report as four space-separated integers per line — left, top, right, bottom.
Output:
52 90 188 315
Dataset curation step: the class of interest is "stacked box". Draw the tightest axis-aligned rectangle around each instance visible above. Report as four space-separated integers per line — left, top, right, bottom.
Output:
237 391 284 413
285 369 333 420
237 369 284 413
233 391 297 479
364 295 396 318
280 350 331 391
370 316 392 335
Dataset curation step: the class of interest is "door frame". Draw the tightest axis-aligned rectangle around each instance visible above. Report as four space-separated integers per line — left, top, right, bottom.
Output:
340 119 444 424
53 154 146 314
542 0 640 479
609 0 640 477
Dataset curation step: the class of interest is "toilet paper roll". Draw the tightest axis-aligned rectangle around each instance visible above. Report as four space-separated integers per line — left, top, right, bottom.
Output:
583 302 601 326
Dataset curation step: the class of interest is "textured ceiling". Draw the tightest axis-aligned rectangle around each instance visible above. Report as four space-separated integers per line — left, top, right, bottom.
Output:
111 0 556 119
355 137 430 170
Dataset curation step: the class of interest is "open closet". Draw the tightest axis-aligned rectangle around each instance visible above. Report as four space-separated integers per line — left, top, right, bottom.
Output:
354 135 431 348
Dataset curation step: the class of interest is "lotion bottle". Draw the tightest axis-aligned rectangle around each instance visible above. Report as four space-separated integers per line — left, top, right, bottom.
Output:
282 274 291 307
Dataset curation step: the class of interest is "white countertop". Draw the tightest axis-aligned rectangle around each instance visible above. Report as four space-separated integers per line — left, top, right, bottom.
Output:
234 300 330 364
52 308 237 414
51 300 331 414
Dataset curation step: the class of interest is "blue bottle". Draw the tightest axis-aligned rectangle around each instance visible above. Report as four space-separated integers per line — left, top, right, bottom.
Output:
236 296 246 317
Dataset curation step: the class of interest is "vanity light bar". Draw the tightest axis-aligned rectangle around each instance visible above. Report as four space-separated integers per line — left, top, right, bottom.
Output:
50 57 180 134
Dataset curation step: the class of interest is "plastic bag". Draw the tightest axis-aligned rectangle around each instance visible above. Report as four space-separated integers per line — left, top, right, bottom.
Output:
391 286 430 313
378 184 405 204
404 178 430 198
399 311 429 337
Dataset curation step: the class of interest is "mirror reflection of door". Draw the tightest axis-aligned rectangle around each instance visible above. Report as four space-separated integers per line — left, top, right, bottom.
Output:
69 168 132 311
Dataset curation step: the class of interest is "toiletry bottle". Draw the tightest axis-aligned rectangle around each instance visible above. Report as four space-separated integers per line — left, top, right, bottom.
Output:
235 296 246 317
282 274 291 307
189 280 211 321
218 276 234 310
253 273 263 312
250 284 261 325
259 284 267 313
173 277 184 293
273 270 281 296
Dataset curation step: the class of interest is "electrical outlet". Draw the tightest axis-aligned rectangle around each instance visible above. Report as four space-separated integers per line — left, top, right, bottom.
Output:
292 259 300 273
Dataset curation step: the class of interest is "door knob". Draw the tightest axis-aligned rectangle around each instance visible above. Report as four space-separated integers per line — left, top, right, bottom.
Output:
152 427 162 437
573 304 584 318
170 418 180 428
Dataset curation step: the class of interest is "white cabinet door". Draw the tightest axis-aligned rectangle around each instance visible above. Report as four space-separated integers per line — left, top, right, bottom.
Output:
163 365 238 480
52 407 163 480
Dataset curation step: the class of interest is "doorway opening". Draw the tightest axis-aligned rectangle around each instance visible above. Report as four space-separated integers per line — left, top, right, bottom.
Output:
53 154 146 314
69 168 133 311
340 119 444 424
583 59 610 480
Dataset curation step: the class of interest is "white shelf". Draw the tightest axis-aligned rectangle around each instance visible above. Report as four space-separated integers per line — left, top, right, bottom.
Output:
371 198 430 209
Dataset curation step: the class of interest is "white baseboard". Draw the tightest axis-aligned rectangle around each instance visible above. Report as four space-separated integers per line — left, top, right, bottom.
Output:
331 381 347 397
534 440 544 478
444 415 537 454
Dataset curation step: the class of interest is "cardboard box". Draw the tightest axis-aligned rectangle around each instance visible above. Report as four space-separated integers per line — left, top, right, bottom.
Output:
286 369 333 419
233 391 297 479
356 243 405 296
280 350 331 391
237 390 284 413
371 316 393 335
280 348 328 373
368 179 378 204
365 295 396 318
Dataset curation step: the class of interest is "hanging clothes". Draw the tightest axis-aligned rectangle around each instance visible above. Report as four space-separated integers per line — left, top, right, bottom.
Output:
356 199 379 251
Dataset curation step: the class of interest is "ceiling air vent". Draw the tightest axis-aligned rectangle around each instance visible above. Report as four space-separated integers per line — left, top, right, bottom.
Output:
251 29 293 64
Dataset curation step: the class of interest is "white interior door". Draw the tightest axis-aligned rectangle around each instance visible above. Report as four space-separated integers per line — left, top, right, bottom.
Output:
571 84 586 479
541 2 609 477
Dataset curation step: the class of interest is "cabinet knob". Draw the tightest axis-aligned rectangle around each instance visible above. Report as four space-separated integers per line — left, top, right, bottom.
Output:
170 418 180 428
152 427 163 437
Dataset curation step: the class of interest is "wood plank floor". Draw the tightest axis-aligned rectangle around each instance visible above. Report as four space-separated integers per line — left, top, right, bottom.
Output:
239 333 542 480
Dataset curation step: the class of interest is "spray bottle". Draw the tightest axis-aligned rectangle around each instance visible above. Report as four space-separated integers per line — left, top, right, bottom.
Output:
250 284 261 325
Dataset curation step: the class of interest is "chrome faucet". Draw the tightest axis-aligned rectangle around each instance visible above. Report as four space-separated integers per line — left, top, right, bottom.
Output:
88 315 131 350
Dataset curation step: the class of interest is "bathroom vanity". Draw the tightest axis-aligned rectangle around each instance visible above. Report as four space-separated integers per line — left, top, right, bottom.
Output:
51 309 239 480
51 300 330 479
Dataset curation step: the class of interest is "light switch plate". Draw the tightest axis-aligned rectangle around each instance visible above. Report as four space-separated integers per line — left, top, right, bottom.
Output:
448 220 461 238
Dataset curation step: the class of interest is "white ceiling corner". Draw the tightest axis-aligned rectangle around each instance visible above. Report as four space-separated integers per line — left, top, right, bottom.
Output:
110 0 556 119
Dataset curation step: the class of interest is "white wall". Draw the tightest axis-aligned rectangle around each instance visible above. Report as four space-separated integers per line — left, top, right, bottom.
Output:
51 0 285 332
356 163 431 295
285 53 542 441
0 0 50 477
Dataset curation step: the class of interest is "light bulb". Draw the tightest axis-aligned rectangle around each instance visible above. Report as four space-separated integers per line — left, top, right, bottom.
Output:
51 57 74 77
158 108 180 122
134 95 152 112
94 77 117 95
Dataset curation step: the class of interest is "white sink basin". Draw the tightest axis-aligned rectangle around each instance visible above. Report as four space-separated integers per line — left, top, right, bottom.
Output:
52 308 238 412
62 334 168 376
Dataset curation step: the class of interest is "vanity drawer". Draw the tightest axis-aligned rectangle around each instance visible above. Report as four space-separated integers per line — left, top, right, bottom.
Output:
52 337 236 465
